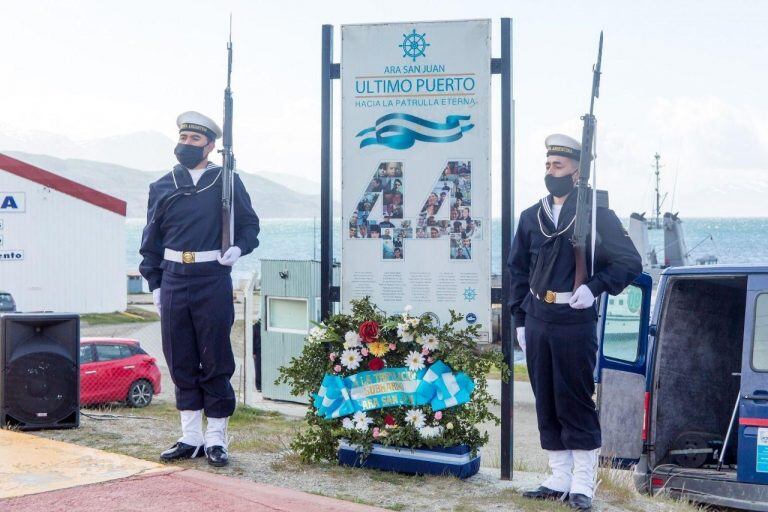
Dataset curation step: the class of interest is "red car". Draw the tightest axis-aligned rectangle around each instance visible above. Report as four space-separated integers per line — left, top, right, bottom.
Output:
79 338 162 408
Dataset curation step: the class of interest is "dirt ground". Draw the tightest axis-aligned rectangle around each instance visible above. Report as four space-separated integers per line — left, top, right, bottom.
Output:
31 399 706 512
56 315 706 512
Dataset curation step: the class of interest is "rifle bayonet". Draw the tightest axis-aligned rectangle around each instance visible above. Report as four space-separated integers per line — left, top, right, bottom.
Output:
571 32 604 290
220 15 235 253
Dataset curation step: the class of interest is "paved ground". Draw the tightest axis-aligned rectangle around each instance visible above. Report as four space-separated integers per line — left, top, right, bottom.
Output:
0 429 384 512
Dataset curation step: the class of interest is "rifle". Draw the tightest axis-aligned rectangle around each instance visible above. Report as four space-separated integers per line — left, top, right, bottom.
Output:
571 32 603 290
220 16 235 254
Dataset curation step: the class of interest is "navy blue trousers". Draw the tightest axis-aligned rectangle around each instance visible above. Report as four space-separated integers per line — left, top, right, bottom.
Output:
525 315 601 450
160 272 236 418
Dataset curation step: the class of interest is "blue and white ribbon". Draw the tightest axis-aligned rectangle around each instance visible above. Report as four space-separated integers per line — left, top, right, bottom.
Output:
356 113 474 150
422 360 475 411
313 360 475 419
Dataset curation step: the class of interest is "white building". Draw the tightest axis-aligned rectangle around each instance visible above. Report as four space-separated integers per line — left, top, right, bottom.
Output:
0 153 126 313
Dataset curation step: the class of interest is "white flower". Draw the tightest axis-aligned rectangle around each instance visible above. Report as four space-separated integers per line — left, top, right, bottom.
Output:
343 331 362 349
404 408 426 429
340 349 362 370
353 411 371 425
353 411 373 431
418 425 444 439
397 324 415 342
446 422 454 430
405 350 425 371
404 305 413 312
406 316 419 328
307 325 327 343
421 335 440 351
342 417 355 430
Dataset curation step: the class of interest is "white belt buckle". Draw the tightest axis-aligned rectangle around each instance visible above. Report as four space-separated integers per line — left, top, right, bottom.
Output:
531 288 573 305
164 248 219 264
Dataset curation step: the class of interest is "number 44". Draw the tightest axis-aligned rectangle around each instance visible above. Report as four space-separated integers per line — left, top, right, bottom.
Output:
347 160 481 261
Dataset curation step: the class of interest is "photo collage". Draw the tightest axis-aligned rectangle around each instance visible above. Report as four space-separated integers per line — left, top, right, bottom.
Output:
348 160 481 261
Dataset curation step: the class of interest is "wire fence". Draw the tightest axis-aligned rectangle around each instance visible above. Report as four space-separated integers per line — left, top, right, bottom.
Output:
79 305 251 412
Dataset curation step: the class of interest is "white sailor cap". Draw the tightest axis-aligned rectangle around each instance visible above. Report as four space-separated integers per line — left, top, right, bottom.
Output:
176 111 223 141
545 133 581 160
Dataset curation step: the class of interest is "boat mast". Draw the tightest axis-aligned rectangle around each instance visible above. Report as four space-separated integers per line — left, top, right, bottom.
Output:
652 153 663 229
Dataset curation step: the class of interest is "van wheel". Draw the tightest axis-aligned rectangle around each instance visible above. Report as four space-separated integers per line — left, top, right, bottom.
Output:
127 379 153 408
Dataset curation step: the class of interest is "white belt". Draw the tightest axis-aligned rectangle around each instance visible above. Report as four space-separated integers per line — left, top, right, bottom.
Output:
164 248 220 264
530 288 573 305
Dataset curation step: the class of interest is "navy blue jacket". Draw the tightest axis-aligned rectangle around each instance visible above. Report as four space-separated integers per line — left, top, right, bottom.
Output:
507 191 642 325
139 164 260 291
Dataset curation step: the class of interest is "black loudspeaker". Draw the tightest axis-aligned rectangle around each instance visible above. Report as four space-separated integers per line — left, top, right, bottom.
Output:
0 313 80 429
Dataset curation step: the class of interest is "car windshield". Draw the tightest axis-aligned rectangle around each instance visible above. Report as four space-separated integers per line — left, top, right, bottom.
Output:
0 294 12 305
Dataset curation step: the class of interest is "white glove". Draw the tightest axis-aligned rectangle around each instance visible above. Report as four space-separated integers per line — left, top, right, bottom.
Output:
217 246 242 266
516 326 526 354
569 284 596 309
152 288 162 317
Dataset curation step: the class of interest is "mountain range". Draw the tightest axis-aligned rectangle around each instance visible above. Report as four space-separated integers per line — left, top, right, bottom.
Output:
0 128 337 219
3 150 332 219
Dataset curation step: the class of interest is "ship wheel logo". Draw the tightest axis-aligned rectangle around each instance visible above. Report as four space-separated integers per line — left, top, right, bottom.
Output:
399 29 430 62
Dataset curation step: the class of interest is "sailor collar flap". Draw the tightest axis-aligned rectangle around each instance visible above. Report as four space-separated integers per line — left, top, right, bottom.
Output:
537 193 576 238
171 163 223 193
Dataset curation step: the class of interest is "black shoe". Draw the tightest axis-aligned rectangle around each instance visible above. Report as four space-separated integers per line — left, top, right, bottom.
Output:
206 445 229 467
568 493 592 511
522 486 568 501
160 442 205 462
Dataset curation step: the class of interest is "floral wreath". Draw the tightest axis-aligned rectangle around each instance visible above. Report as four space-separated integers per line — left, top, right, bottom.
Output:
277 297 509 462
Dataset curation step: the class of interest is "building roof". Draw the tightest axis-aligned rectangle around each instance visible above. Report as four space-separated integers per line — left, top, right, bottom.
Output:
0 153 126 216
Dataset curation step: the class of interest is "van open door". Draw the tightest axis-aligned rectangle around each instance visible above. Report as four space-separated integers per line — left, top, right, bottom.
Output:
596 272 653 467
737 272 768 485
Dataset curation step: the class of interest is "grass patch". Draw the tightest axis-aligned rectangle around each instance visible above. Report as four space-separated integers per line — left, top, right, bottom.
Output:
367 469 427 485
457 489 571 512
487 362 529 382
513 456 547 473
595 464 710 512
81 307 159 325
269 451 307 472
228 404 301 454
331 493 404 510
229 433 293 453
229 404 284 427
596 464 636 504
61 401 300 459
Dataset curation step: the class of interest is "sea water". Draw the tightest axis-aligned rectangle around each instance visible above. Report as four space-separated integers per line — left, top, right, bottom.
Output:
126 217 768 277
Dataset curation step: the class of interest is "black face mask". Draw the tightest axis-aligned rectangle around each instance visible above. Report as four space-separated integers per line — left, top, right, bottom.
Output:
174 143 206 169
545 173 575 197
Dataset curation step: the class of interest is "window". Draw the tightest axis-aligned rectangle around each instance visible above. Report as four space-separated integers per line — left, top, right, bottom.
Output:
602 284 644 363
267 297 309 334
753 294 768 371
80 345 94 364
119 346 134 358
96 344 125 361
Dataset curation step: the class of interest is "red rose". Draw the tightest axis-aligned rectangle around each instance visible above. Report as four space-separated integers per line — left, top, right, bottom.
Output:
358 320 380 343
368 357 384 371
384 414 396 426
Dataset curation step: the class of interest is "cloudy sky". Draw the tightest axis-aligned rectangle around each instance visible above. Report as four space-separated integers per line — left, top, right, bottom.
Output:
1 0 766 217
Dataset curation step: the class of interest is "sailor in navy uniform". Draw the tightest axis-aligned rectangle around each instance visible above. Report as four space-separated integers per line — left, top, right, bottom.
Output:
508 134 641 510
139 111 260 467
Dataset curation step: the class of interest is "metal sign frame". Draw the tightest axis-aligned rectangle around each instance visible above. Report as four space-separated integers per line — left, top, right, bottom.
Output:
319 18 515 480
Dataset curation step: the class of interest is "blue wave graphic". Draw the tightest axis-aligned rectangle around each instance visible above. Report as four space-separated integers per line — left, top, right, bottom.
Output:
356 113 474 150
